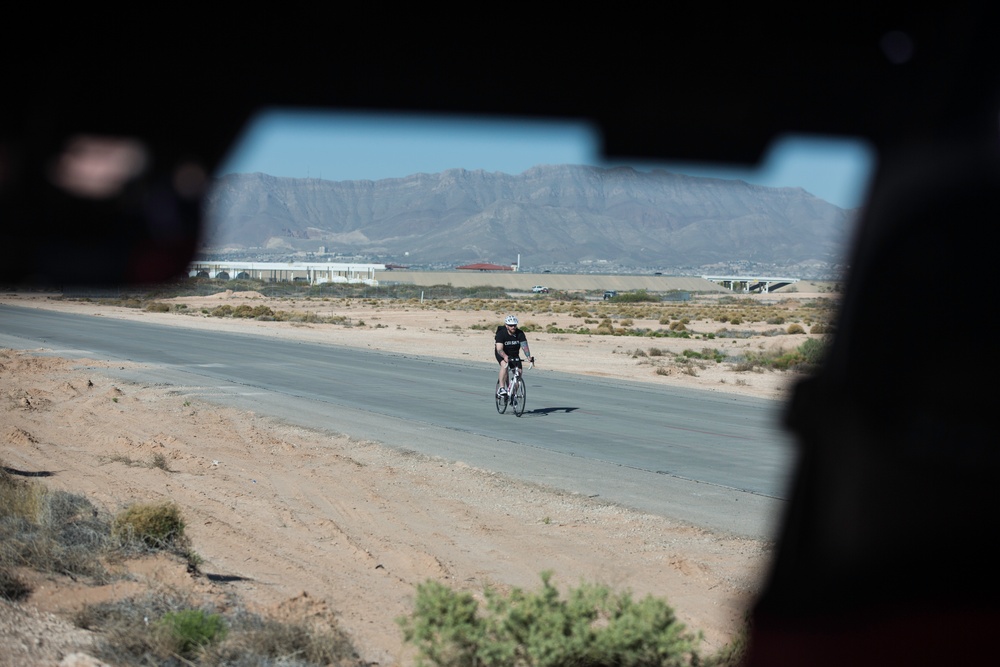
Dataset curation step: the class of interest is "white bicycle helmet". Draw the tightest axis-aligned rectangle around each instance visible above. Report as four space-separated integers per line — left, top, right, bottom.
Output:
504 315 518 326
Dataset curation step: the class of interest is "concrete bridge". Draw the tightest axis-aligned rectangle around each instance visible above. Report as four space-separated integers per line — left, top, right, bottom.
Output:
701 275 800 293
187 262 815 295
188 261 383 285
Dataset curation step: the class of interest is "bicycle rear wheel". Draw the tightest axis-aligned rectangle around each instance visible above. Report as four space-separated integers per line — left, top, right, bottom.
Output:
512 376 526 416
495 379 508 414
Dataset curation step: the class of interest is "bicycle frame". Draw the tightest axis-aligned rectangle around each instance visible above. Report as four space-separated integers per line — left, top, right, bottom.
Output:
497 358 531 417
506 364 522 394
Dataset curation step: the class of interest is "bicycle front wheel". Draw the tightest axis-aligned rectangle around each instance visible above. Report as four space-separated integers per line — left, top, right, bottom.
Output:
495 379 508 414
512 376 526 416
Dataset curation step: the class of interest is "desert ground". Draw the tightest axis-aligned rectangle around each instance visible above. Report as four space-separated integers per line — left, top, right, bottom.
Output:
0 288 829 665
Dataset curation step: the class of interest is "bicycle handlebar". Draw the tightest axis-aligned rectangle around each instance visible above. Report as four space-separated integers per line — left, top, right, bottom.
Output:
507 356 535 370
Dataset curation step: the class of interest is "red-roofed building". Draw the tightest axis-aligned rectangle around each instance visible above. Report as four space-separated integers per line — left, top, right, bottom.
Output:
455 263 514 271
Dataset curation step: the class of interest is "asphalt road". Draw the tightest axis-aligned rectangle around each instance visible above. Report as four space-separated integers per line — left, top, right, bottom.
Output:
0 304 795 540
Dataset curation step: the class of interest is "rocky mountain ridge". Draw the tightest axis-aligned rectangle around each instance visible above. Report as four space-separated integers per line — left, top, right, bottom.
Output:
202 165 856 275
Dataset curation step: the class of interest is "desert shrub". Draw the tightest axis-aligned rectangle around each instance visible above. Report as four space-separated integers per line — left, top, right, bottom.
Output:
0 566 30 600
0 467 44 521
145 301 171 313
608 289 660 303
648 348 664 356
230 304 276 319
703 618 751 667
112 501 186 551
798 337 828 367
78 591 206 663
681 348 725 363
734 338 826 373
150 453 170 471
201 613 364 666
117 298 144 309
786 323 805 334
80 591 367 666
157 609 228 658
210 304 233 317
0 473 191 590
713 328 754 339
398 571 702 667
0 472 111 582
252 305 274 319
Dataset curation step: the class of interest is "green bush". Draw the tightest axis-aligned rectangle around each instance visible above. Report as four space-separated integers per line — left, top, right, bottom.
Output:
681 348 725 363
798 337 827 366
736 338 827 373
398 571 702 666
157 609 227 657
608 289 660 303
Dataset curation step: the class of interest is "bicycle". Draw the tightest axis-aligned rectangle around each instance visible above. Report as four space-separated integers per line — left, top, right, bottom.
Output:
496 357 532 417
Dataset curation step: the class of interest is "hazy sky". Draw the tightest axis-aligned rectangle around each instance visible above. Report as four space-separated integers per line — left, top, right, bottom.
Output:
217 110 875 209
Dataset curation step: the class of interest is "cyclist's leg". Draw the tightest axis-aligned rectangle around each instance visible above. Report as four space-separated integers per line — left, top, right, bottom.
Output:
506 359 521 401
496 352 508 394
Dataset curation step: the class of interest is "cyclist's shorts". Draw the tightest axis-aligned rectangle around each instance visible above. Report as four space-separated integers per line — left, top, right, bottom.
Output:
496 351 522 367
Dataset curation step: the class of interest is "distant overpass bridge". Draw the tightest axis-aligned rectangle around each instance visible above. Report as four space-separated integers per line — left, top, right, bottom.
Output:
188 261 384 286
702 275 800 293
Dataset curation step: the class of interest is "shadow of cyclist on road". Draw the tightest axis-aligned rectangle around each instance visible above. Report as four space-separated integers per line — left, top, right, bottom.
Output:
521 407 579 416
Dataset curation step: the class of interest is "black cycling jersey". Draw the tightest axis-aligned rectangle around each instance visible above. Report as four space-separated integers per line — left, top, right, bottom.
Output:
495 325 527 363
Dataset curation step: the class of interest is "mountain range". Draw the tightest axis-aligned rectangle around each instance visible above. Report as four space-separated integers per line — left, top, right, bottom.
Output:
201 165 857 275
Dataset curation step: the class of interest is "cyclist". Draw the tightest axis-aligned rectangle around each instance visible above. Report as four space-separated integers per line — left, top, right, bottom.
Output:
495 314 534 396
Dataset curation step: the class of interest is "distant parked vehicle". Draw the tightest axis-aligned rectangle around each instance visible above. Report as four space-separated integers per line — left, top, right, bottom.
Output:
532 285 549 293
603 290 617 300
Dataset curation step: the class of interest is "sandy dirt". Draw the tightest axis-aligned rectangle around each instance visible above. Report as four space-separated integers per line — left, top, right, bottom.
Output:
0 290 818 665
